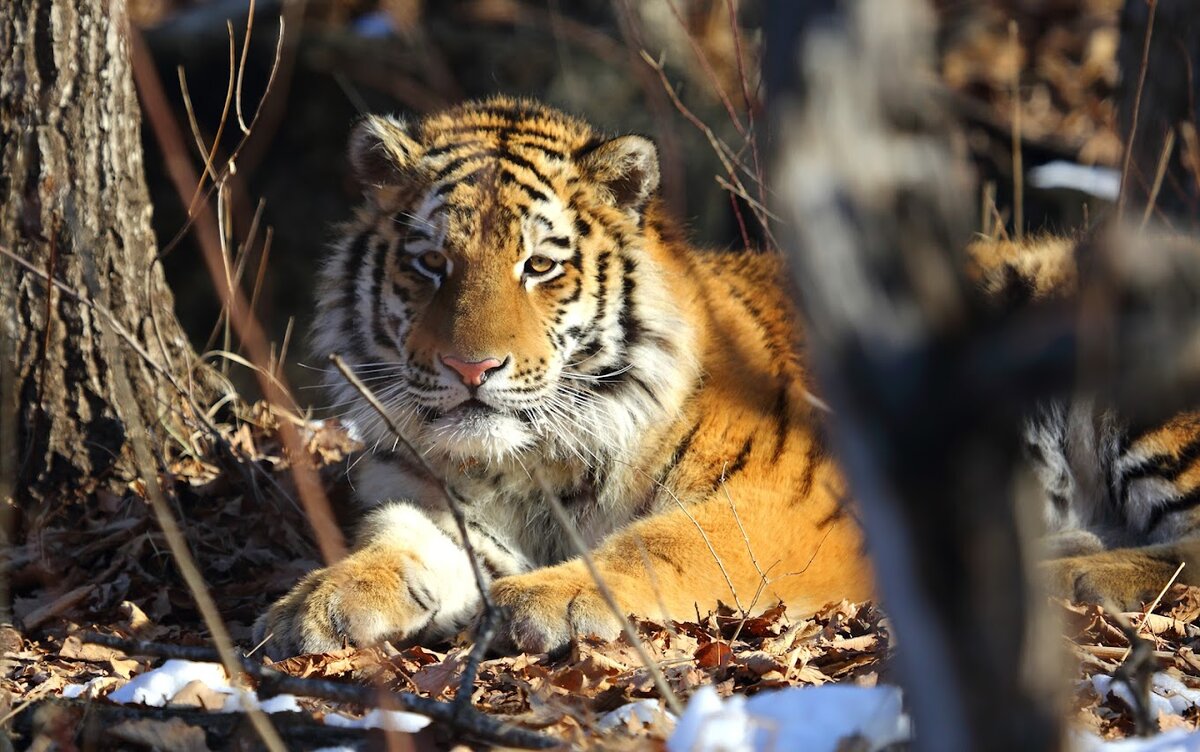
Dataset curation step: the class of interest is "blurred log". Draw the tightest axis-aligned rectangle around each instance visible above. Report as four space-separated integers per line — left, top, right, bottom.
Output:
765 1 1063 749
768 1 1200 749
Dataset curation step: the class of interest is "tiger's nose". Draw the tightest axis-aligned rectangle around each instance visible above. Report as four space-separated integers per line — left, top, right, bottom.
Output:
440 355 505 387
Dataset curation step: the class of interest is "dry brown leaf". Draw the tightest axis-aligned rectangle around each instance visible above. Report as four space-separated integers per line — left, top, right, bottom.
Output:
695 641 733 669
118 600 155 634
411 648 468 698
70 676 122 699
1158 710 1197 733
170 679 231 711
738 650 786 677
795 664 831 685
58 635 126 663
268 647 376 679
831 635 878 653
109 656 141 680
1160 584 1200 623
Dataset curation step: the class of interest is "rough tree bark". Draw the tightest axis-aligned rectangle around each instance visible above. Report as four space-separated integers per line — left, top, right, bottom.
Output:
0 0 207 502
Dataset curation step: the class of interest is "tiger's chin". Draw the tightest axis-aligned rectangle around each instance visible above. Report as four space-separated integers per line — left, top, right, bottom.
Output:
424 405 535 461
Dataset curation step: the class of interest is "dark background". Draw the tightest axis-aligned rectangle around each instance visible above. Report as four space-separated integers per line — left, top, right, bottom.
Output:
134 0 1124 401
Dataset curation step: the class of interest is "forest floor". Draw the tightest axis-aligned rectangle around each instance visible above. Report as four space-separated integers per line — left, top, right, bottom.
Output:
6 405 1200 750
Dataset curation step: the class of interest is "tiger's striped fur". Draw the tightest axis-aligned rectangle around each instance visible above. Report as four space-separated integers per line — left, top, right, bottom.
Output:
968 237 1200 607
254 98 870 658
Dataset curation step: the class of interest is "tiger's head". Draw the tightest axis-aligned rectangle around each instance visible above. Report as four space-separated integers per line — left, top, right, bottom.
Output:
315 98 698 465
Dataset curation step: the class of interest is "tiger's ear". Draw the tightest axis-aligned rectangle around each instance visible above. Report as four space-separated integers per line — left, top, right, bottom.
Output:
348 115 423 187
578 135 660 213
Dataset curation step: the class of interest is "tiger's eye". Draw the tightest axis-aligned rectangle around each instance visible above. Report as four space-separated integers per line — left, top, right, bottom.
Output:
525 255 556 276
417 251 447 273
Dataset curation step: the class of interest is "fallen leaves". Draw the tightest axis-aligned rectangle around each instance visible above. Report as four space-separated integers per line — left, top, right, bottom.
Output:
1063 591 1200 739
9 394 1200 749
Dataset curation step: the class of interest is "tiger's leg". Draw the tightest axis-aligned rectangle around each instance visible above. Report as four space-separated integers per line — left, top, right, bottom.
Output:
491 476 871 654
1042 541 1200 610
253 503 481 659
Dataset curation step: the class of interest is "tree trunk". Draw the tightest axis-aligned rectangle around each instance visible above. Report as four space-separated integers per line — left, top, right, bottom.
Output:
0 0 206 502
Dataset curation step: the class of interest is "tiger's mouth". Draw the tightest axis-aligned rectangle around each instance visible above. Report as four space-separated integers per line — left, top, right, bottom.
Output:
453 398 498 415
423 396 536 460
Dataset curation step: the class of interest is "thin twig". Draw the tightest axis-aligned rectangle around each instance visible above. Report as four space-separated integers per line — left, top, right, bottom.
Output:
1120 561 1186 662
146 16 346 564
235 0 256 134
79 633 558 749
328 354 495 715
159 16 286 260
639 50 779 249
664 0 747 139
1109 611 1159 737
723 0 767 212
1009 21 1023 241
537 482 684 716
720 479 773 644
1118 0 1159 218
1140 128 1177 232
85 257 286 752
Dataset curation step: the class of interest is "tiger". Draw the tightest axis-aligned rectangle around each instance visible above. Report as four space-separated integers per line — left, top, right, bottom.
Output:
253 96 1200 660
967 235 1200 609
252 97 872 658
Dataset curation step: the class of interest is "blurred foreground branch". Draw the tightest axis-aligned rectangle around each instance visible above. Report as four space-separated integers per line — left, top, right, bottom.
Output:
768 0 1200 750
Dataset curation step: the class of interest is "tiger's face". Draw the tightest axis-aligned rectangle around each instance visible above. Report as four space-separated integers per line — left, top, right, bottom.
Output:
316 99 692 464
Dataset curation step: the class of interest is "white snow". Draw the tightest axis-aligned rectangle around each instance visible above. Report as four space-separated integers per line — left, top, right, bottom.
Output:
1028 161 1122 200
61 681 91 699
66 657 434 734
597 698 676 732
92 659 300 714
1092 673 1200 718
667 684 909 752
107 660 229 706
323 708 431 733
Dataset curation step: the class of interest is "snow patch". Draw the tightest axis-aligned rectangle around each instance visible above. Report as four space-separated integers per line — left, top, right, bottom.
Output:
1092 673 1200 717
1029 161 1121 200
107 660 228 706
62 682 89 699
74 658 433 733
102 659 300 714
597 698 676 732
324 708 431 733
667 684 909 752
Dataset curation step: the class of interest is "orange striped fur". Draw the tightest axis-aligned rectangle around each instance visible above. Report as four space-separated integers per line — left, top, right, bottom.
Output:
254 98 870 657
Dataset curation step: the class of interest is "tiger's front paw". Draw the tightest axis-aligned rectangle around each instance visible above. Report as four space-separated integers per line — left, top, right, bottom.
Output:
491 562 625 655
1041 552 1176 611
253 544 461 660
